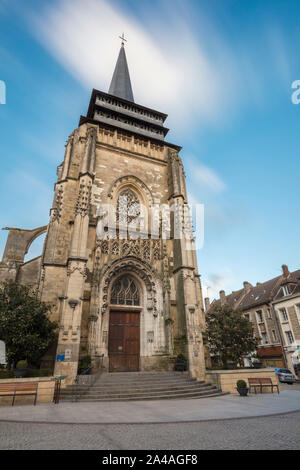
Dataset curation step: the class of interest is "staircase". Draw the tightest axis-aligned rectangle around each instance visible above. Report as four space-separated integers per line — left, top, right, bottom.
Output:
60 371 225 402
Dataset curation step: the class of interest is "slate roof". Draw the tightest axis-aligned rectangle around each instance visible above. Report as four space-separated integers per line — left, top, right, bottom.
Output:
108 45 134 102
209 268 300 312
238 276 281 309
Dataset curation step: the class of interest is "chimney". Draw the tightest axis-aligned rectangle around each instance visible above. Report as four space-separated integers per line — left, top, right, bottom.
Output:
219 290 226 305
204 297 210 311
243 281 252 292
282 264 289 278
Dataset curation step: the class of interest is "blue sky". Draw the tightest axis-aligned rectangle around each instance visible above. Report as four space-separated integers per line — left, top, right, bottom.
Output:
0 0 300 299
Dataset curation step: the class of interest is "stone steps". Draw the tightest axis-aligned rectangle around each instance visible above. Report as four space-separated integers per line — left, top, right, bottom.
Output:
62 379 204 391
61 383 209 395
61 390 226 403
60 371 224 402
61 384 215 398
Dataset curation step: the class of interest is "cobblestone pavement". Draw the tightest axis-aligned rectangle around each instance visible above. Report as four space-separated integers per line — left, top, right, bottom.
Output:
0 411 299 450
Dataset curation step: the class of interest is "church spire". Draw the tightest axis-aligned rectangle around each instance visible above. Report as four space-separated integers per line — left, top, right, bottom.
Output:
108 35 134 103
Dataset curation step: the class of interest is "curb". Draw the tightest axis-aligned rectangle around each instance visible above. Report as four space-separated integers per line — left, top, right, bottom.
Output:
0 408 299 426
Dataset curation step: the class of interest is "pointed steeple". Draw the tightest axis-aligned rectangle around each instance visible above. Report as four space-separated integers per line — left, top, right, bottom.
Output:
108 40 134 103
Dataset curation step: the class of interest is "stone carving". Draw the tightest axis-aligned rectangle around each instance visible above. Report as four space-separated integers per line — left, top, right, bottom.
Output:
67 262 88 279
112 240 119 256
108 175 154 206
153 239 161 260
100 240 109 254
142 239 151 261
75 182 92 216
99 257 158 316
94 238 161 265
51 185 64 222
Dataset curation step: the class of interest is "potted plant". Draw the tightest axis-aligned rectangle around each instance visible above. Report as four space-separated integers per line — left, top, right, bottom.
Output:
236 379 249 396
14 360 28 378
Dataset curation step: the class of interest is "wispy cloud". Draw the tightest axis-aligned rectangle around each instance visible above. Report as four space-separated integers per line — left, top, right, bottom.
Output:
202 268 237 301
188 161 226 193
21 0 240 132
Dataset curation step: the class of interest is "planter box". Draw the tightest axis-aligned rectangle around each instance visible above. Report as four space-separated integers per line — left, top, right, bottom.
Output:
206 368 280 394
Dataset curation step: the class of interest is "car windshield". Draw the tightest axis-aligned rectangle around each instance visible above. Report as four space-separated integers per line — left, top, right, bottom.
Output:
279 369 292 374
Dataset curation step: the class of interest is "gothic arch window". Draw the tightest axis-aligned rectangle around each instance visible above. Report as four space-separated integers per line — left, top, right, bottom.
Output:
117 189 141 225
110 276 140 306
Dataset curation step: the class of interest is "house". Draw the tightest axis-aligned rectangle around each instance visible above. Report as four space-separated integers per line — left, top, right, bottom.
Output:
206 265 300 374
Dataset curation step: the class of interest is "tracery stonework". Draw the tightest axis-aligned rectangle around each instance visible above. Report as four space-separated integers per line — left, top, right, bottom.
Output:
0 44 207 385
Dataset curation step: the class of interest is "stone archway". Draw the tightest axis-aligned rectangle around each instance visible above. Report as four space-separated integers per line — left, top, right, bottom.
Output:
108 275 141 372
90 256 165 372
100 256 158 317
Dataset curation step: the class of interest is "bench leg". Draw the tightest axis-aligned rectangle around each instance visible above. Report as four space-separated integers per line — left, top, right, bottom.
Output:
12 393 16 407
34 392 37 406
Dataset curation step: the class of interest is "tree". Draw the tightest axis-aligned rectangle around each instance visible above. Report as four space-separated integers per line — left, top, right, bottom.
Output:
0 281 57 368
205 303 258 368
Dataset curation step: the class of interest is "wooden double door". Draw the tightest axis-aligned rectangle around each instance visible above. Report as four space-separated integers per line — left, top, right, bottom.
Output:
108 311 140 372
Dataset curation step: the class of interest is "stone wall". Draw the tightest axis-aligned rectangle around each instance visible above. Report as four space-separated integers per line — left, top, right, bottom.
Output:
206 368 280 394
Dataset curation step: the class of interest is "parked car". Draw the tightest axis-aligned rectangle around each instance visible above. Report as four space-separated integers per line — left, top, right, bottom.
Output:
274 368 296 384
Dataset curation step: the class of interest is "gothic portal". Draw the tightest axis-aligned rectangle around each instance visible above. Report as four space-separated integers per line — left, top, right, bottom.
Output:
0 42 207 384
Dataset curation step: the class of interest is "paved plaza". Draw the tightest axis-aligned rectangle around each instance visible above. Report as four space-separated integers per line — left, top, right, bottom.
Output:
0 385 299 450
0 412 299 450
0 386 299 425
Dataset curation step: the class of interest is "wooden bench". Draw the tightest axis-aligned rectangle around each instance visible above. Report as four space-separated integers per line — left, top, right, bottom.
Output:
259 377 279 394
248 377 261 394
0 382 39 406
248 377 279 394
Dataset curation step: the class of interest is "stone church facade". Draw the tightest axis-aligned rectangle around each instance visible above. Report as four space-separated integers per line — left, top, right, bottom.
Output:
0 44 206 384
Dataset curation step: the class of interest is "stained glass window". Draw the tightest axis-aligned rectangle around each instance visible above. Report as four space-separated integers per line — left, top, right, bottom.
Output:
117 189 140 225
110 276 140 306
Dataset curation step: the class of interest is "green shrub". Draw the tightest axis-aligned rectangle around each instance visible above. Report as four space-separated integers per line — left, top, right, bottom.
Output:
27 369 51 377
0 370 14 379
16 360 28 369
237 379 247 389
80 355 91 369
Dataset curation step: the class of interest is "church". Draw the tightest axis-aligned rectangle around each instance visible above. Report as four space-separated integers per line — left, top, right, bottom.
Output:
0 40 207 385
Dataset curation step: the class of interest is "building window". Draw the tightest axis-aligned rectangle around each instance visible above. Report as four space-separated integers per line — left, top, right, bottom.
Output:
285 331 294 345
256 310 264 323
279 308 289 322
272 330 277 342
110 276 140 306
267 308 272 319
262 333 269 344
282 285 290 296
117 189 141 225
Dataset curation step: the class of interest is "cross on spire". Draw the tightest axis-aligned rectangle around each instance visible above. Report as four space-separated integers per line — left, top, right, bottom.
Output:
108 35 134 102
119 33 127 47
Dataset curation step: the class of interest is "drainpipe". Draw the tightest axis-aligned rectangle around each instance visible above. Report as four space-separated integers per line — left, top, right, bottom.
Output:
271 303 288 368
